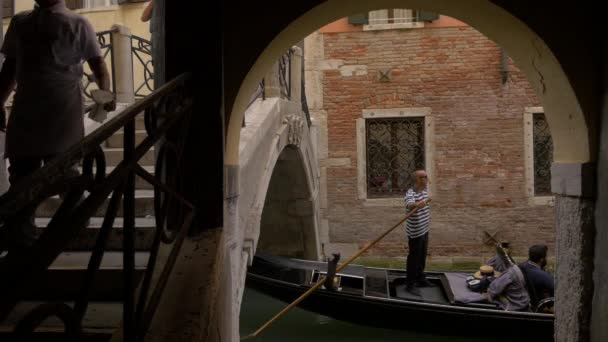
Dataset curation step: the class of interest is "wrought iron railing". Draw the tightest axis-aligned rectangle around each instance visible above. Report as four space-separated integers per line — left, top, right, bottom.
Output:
244 46 312 127
366 117 425 197
533 113 553 195
0 73 193 341
82 30 154 101
83 30 117 99
246 79 266 109
299 43 311 127
278 48 293 100
131 35 154 99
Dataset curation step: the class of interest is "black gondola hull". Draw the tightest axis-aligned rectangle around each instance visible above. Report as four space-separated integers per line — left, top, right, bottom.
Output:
246 255 554 340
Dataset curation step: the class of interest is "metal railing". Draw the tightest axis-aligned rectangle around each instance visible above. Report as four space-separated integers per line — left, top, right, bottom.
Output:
278 48 293 100
0 73 194 341
246 79 266 109
83 30 117 99
82 29 154 102
131 35 154 99
244 47 312 127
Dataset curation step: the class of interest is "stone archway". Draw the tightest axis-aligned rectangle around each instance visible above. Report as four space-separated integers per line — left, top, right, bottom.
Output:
224 1 596 341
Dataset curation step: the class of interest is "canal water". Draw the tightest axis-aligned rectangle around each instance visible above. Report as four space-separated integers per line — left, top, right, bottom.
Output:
240 288 542 342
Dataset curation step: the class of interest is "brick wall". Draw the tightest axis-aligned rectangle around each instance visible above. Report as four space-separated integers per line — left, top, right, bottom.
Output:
319 26 553 259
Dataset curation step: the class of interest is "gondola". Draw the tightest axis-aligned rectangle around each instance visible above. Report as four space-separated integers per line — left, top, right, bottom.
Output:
246 253 554 339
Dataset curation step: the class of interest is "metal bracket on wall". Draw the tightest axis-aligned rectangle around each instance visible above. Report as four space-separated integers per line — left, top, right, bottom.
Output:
483 229 501 246
378 68 392 83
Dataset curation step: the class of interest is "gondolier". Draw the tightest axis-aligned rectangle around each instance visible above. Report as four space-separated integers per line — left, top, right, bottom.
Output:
404 169 432 295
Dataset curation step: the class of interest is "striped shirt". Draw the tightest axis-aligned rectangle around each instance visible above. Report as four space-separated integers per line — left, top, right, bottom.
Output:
404 188 430 238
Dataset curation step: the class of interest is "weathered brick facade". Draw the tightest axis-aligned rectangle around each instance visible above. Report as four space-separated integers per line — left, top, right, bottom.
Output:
310 25 554 260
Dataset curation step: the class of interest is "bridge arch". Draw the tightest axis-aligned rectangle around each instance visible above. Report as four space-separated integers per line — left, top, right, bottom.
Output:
256 145 320 260
221 97 321 341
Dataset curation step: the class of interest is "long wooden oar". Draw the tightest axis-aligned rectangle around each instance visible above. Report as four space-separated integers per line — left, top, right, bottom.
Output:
241 199 431 340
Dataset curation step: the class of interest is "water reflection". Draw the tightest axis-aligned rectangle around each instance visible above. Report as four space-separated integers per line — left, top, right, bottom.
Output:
240 288 540 342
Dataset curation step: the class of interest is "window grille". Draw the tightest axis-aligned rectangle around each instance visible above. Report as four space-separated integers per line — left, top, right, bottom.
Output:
532 113 553 196
366 117 425 198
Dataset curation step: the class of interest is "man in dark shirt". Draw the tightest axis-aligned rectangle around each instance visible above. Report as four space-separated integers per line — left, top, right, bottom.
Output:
0 0 113 250
519 244 555 306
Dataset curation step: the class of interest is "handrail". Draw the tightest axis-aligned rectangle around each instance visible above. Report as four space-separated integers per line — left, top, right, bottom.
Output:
0 72 194 341
0 72 190 216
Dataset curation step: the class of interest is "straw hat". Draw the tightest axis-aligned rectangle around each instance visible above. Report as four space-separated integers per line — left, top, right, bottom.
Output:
473 265 501 279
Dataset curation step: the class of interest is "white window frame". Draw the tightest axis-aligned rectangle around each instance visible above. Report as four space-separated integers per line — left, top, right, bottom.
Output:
523 107 554 206
364 9 424 31
73 0 118 12
356 107 434 206
84 0 114 7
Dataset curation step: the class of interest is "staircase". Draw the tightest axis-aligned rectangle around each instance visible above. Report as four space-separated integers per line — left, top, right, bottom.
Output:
0 49 193 340
0 113 156 339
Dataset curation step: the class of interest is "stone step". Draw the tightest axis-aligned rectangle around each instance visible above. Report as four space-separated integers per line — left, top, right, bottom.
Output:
36 190 154 218
105 129 148 148
134 114 147 130
1 251 148 303
0 329 112 342
50 251 149 270
34 217 156 251
86 163 154 190
103 147 156 167
84 104 147 136
74 165 155 190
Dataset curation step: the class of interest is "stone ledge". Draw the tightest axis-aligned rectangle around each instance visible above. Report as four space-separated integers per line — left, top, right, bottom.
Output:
320 158 351 168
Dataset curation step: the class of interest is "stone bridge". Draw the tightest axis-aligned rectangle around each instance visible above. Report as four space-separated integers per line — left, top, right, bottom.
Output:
238 97 321 262
220 46 324 341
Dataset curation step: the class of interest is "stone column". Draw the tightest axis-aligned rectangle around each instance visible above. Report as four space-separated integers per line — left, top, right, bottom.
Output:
590 40 608 342
111 25 135 104
0 3 7 195
0 132 6 194
552 162 596 342
290 46 303 104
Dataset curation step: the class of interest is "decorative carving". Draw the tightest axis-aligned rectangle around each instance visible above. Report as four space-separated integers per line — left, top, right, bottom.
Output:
283 114 305 147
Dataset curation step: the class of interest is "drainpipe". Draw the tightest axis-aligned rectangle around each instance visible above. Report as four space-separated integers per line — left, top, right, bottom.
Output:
500 48 509 84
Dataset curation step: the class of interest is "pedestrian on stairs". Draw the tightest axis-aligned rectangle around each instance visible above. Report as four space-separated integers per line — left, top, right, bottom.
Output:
0 0 115 250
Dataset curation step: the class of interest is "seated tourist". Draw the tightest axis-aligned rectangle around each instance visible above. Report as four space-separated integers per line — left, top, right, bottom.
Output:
484 260 530 311
519 244 554 306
